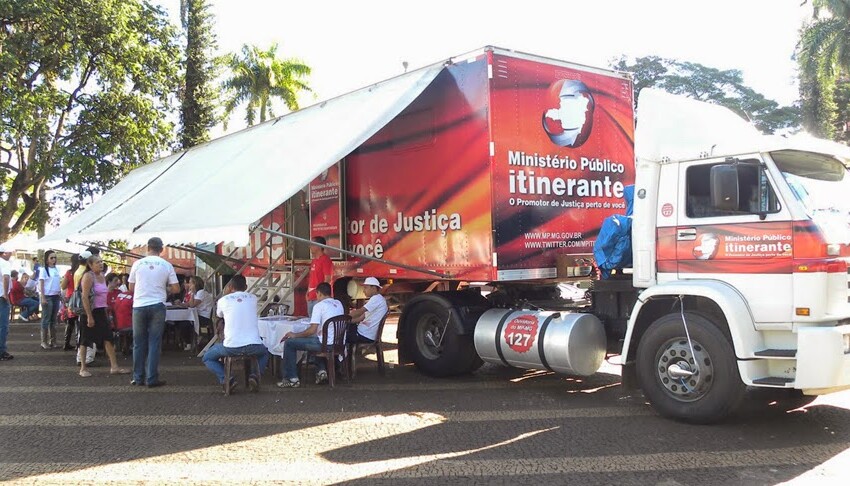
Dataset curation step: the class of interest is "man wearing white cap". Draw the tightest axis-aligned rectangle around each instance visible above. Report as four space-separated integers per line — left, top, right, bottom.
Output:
0 242 15 360
348 277 388 344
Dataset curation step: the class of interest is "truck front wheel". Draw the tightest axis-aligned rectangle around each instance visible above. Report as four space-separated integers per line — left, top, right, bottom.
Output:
403 299 482 377
636 312 745 424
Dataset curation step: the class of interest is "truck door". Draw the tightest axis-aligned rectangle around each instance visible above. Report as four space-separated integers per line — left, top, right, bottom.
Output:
676 156 793 323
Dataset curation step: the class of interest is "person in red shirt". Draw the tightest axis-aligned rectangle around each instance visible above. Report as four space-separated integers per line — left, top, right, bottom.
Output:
104 273 122 324
60 254 81 351
111 289 134 355
306 236 333 317
9 271 39 321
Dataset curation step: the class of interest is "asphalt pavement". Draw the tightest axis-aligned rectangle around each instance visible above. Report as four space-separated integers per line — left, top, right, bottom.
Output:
1 318 849 485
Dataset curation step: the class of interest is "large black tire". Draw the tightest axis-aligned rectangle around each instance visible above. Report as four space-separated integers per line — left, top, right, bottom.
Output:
402 299 483 377
636 312 746 424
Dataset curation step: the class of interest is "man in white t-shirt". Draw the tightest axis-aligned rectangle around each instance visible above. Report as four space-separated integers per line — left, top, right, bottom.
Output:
128 237 180 388
348 277 388 344
277 282 344 388
0 243 14 361
203 274 269 392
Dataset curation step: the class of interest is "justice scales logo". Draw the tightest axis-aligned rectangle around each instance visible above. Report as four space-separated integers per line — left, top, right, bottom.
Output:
542 80 595 147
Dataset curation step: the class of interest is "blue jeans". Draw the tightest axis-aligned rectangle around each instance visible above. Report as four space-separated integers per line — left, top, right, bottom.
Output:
203 343 269 384
40 294 60 330
282 336 323 381
132 303 166 385
0 298 9 354
18 297 39 319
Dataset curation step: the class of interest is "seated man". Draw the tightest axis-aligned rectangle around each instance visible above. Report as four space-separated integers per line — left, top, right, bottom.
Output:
202 275 269 392
23 271 39 298
348 277 388 344
277 282 343 388
10 271 39 321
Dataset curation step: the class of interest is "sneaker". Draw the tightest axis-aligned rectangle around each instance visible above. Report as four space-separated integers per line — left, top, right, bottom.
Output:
40 343 49 350
247 375 259 393
315 370 328 385
276 378 300 388
0 352 13 361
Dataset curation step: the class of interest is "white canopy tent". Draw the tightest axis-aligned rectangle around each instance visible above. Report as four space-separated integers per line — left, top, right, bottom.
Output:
38 61 445 248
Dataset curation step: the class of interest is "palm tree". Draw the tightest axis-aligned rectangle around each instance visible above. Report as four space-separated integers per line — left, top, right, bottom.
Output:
221 43 312 129
797 0 850 138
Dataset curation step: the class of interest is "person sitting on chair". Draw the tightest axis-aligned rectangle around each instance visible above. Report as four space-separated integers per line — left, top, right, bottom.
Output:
276 282 343 388
202 275 268 393
10 271 39 321
347 277 387 344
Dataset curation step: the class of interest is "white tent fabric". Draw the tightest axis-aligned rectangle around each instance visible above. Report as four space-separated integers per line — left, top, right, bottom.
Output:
36 154 180 249
39 62 445 248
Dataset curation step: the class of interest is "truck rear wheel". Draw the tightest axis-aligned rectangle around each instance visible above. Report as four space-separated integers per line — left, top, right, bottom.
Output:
636 312 745 424
403 299 482 377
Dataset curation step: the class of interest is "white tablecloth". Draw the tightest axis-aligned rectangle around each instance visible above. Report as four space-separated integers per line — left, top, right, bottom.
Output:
257 316 311 357
166 307 200 335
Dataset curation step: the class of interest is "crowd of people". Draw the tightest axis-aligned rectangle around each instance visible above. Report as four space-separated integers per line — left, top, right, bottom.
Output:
0 235 388 393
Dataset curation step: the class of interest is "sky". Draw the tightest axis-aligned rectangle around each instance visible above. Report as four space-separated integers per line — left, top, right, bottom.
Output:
160 0 812 129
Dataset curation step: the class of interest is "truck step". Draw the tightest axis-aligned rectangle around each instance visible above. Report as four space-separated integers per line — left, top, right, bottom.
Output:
752 377 794 387
754 349 796 358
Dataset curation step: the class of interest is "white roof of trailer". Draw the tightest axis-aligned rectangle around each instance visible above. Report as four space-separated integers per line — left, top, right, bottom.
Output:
635 88 764 163
635 88 850 165
39 61 445 248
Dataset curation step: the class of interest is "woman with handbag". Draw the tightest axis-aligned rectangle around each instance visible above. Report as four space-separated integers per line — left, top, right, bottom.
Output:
38 250 62 349
78 254 129 377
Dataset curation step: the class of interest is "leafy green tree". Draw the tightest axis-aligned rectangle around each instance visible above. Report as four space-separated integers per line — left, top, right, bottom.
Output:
613 56 801 134
0 0 180 242
179 0 218 149
221 43 312 128
797 0 850 139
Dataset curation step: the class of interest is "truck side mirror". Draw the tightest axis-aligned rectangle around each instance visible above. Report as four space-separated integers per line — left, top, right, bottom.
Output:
710 164 739 211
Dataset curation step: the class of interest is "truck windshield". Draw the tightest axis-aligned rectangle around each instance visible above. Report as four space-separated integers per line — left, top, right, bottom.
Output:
772 150 850 242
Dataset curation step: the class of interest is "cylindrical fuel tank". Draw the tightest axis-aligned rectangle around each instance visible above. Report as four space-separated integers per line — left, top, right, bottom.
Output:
474 309 606 376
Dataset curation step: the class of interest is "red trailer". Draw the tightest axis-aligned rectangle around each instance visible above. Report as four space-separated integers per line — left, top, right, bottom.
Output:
294 48 635 376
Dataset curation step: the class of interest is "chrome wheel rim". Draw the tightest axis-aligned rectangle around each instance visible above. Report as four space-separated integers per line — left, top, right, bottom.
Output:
654 337 714 402
415 313 444 360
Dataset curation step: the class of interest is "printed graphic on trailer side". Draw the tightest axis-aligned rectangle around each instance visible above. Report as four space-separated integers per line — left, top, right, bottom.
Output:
506 151 628 209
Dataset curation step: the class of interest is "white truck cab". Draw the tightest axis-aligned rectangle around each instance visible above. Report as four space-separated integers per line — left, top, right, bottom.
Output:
622 89 850 422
